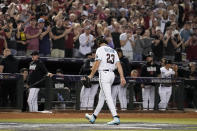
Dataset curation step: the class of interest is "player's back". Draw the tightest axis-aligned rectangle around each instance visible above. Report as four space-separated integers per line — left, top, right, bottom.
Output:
95 45 119 71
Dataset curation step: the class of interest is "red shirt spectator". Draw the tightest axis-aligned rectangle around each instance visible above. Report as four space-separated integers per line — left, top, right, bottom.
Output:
0 31 7 55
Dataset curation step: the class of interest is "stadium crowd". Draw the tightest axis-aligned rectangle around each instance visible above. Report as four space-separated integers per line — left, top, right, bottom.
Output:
0 0 197 111
0 0 196 61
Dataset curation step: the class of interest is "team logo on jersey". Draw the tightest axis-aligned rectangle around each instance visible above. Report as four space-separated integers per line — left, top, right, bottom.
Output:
29 64 36 70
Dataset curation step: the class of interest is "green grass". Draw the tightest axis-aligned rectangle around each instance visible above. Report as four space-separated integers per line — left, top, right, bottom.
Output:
0 118 197 125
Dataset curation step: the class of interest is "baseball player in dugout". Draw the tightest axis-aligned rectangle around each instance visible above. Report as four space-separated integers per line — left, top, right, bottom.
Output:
27 51 53 112
141 53 160 110
112 48 130 111
85 36 126 125
159 59 178 111
79 49 99 110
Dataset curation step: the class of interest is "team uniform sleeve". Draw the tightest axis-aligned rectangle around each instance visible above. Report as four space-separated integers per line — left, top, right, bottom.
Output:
95 49 102 61
114 51 120 64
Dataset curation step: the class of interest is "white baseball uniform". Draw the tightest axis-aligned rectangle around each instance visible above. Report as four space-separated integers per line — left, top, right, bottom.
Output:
159 67 175 110
93 45 120 117
80 84 99 110
112 84 127 110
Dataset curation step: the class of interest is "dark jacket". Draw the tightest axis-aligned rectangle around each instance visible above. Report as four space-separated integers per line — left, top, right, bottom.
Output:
28 59 48 88
0 55 18 73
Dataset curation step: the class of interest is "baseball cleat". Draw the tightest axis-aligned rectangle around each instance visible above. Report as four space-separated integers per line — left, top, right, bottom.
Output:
107 117 120 125
85 113 95 124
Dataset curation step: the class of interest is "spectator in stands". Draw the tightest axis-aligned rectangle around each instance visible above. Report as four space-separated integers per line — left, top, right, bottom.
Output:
24 16 42 56
184 32 197 61
152 26 164 62
120 25 134 62
50 18 67 58
73 23 82 58
133 26 144 61
103 27 114 48
38 18 51 57
180 22 192 42
79 25 95 58
64 17 75 58
163 26 178 61
16 20 27 56
0 21 7 55
141 29 154 60
4 19 17 55
0 48 18 107
20 68 29 112
111 22 121 49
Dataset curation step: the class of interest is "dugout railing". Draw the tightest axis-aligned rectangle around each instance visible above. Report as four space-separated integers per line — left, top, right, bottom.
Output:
0 73 196 111
44 75 190 111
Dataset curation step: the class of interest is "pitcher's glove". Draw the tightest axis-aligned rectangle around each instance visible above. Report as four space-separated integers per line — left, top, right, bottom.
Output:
81 76 91 88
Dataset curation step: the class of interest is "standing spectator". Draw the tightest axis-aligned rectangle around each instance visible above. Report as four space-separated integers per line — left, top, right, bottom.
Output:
111 22 121 49
79 25 95 57
73 23 81 58
103 27 114 48
132 27 144 61
120 25 134 62
184 32 197 61
4 20 17 55
16 20 27 56
180 22 192 42
141 29 155 60
64 19 74 58
38 18 51 57
24 16 42 56
163 27 178 61
0 21 7 55
50 19 67 58
152 26 164 62
0 49 18 107
27 51 52 112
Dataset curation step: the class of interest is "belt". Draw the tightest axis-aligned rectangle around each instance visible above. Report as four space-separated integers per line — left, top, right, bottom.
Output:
101 69 114 72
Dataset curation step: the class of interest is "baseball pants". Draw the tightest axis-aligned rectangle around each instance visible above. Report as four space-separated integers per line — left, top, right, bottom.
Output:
27 88 40 112
93 71 117 117
80 84 99 110
158 86 172 110
112 84 127 110
142 85 155 110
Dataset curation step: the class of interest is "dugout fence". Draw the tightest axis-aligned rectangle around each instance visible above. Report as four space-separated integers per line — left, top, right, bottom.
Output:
0 73 196 111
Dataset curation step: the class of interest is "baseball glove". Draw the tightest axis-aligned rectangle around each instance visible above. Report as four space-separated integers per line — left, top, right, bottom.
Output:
81 76 91 88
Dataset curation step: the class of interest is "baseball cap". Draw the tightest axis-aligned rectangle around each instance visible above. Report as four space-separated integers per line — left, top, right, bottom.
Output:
31 51 39 56
38 18 45 23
